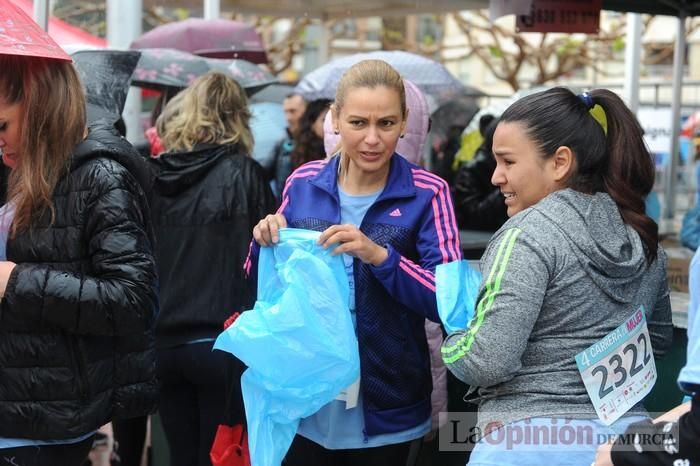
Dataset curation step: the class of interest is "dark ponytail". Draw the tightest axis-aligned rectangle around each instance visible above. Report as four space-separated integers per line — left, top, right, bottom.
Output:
499 87 658 263
590 89 657 263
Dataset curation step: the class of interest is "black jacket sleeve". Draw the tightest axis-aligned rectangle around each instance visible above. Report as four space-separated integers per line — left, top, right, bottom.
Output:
2 160 158 337
248 156 279 227
610 395 700 465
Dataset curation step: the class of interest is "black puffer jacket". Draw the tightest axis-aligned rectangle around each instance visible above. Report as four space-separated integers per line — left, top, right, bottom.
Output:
148 143 276 348
0 122 159 439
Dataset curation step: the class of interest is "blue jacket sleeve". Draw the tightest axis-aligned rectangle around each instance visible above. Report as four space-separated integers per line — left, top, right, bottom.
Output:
371 181 462 323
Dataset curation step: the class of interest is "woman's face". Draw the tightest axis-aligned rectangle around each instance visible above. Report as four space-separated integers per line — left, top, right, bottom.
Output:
0 97 23 169
491 122 560 216
334 86 405 180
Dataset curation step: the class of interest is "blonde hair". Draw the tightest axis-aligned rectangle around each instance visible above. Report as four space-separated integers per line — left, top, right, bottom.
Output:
158 72 253 154
0 55 86 235
155 90 185 137
333 60 406 176
335 60 406 118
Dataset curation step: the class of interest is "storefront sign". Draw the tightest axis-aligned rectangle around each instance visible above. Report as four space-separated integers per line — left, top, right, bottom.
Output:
516 0 602 34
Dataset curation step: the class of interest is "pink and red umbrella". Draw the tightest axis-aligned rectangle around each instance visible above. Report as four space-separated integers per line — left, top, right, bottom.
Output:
6 0 105 52
0 0 72 61
130 18 267 64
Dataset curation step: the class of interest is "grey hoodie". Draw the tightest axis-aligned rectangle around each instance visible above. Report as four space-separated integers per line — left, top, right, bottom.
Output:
443 189 673 430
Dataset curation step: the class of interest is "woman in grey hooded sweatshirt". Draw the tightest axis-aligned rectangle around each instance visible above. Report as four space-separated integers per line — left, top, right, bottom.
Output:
442 87 673 465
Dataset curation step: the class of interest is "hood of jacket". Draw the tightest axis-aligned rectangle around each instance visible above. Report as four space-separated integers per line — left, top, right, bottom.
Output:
533 188 649 304
150 143 242 197
72 119 153 195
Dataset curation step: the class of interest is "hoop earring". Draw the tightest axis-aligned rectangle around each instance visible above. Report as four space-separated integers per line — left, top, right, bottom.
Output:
334 129 339 135
399 134 405 139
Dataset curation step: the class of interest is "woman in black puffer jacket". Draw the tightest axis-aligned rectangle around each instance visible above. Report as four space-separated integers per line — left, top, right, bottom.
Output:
0 54 158 465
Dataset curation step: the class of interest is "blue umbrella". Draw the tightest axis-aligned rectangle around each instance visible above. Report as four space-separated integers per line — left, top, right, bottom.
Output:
294 50 470 106
250 102 287 170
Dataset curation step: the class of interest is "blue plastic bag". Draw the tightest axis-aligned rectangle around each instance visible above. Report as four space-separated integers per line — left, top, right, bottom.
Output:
0 202 16 261
435 260 482 333
214 228 360 466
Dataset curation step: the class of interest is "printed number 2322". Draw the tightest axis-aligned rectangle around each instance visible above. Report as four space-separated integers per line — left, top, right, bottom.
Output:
591 333 652 400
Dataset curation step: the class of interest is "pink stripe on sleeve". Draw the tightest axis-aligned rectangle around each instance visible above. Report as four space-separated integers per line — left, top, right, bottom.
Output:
399 260 436 292
243 241 254 277
436 186 459 260
400 256 435 283
277 196 289 214
281 162 325 199
416 170 462 258
414 181 449 263
413 171 461 261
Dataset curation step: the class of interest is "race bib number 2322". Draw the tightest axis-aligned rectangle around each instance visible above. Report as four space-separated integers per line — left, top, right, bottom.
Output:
575 307 656 425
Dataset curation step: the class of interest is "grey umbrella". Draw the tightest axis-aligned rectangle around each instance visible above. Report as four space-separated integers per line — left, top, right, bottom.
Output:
250 83 296 104
129 48 277 95
294 50 471 107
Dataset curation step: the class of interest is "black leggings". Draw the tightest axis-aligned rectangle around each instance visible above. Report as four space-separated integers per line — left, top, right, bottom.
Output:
0 435 94 466
157 341 229 466
284 434 414 466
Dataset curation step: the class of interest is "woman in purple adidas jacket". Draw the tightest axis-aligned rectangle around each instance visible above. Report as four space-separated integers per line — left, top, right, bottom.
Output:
249 59 462 465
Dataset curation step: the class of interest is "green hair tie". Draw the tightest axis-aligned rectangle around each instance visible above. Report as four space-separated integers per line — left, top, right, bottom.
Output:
589 104 607 135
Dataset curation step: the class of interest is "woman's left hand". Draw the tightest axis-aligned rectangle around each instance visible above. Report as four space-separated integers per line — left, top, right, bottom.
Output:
0 261 16 298
318 224 388 266
592 439 615 466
